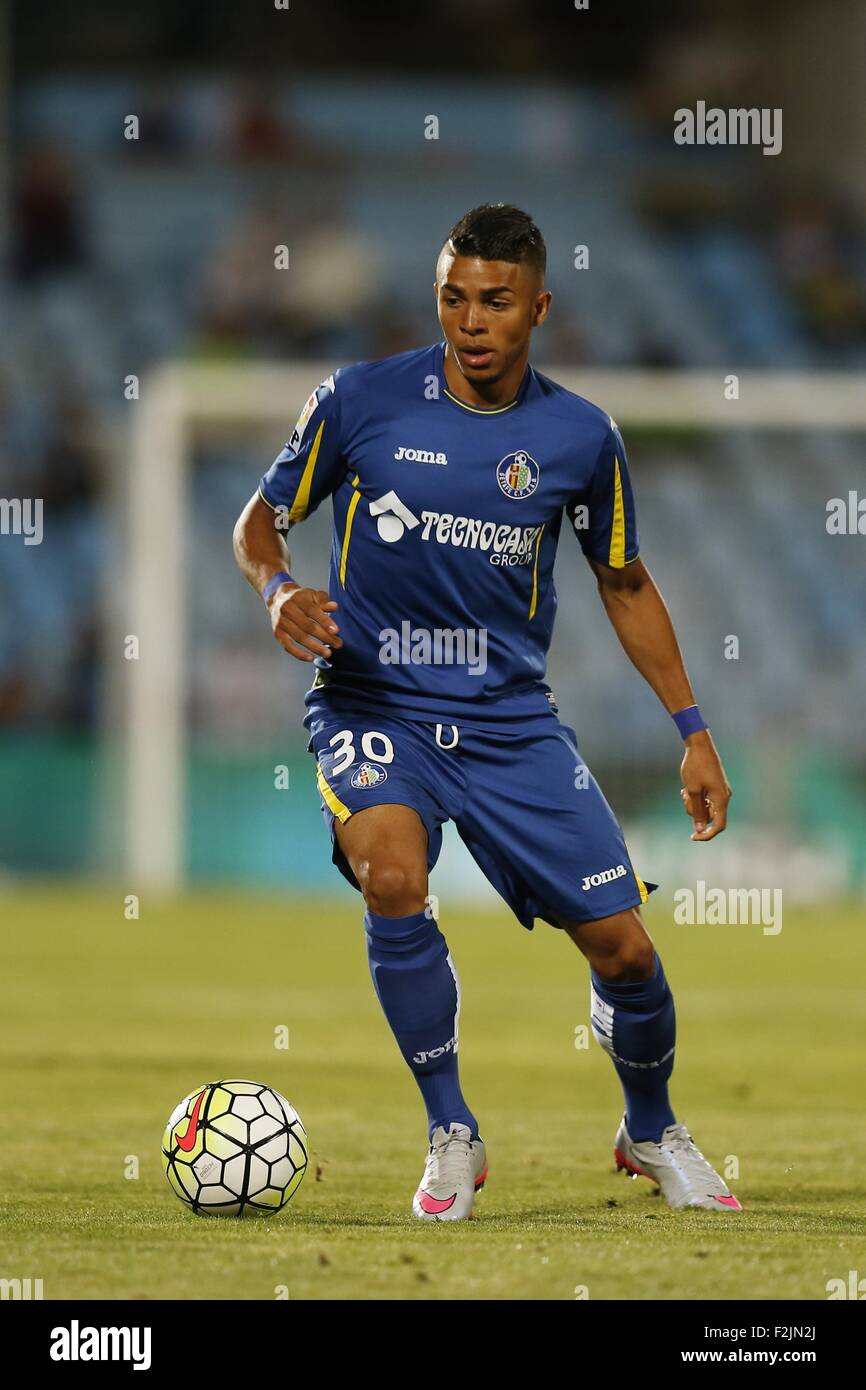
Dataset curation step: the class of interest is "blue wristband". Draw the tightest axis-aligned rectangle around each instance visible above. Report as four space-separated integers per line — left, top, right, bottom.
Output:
262 571 295 605
672 704 708 739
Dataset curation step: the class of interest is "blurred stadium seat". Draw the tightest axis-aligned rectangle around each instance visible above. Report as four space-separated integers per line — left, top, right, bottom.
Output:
2 65 864 890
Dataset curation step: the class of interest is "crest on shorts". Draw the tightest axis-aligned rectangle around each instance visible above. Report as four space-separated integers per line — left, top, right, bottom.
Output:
496 450 539 500
350 762 388 789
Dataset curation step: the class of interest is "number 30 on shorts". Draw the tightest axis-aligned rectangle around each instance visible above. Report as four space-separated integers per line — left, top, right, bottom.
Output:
328 729 395 776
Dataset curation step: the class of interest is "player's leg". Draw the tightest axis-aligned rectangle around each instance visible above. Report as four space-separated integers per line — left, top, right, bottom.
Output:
453 718 672 1136
559 904 740 1209
305 703 487 1216
335 804 481 1141
557 906 676 1144
334 800 429 914
334 803 487 1219
455 716 740 1210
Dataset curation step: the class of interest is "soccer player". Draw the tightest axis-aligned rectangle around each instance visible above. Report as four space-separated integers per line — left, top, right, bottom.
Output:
233 203 741 1219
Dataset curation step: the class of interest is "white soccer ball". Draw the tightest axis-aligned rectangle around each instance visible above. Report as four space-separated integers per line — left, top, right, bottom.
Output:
161 1079 308 1216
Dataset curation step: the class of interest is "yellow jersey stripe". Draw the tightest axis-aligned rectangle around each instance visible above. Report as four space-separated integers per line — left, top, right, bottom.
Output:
528 523 546 619
339 476 361 587
289 420 326 523
608 455 625 567
443 388 519 415
258 485 276 512
316 763 352 823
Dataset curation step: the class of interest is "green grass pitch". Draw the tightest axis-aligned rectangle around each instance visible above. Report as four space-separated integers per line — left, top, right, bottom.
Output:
1 886 864 1300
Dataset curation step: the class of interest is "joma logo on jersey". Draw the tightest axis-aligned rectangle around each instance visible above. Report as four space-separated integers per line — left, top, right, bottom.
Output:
413 1035 457 1065
581 864 628 891
394 445 448 465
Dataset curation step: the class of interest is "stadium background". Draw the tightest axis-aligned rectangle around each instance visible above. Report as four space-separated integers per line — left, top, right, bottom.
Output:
1 0 865 1301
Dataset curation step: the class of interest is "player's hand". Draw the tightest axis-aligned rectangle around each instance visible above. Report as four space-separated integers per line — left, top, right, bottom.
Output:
679 732 732 841
267 584 343 663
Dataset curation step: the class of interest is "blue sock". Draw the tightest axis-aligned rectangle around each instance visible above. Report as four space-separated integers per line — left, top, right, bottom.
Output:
364 909 480 1143
590 952 676 1143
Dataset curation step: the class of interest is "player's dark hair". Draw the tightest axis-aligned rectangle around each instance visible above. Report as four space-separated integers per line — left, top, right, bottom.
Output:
445 203 546 275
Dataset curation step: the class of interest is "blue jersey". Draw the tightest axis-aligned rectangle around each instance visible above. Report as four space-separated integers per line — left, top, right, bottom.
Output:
258 341 639 725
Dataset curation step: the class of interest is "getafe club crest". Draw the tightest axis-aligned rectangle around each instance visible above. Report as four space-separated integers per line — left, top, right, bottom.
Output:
496 450 539 500
350 762 388 789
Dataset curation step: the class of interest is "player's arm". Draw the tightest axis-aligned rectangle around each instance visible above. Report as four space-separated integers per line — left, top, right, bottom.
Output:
232 492 341 663
570 418 731 842
232 372 346 663
586 554 731 841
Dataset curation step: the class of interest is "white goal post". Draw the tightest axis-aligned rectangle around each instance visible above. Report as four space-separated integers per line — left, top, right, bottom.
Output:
121 364 866 889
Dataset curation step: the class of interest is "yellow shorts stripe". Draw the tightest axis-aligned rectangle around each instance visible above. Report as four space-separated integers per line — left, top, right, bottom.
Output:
529 522 546 619
608 456 626 567
289 420 326 523
624 843 649 904
316 763 352 823
339 476 362 587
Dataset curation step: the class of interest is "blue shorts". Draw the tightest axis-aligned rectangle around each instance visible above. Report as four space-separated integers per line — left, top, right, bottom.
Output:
304 694 657 931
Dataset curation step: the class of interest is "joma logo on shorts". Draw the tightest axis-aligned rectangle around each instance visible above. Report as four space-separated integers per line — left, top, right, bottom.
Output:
394 445 448 465
582 864 627 891
413 1035 457 1064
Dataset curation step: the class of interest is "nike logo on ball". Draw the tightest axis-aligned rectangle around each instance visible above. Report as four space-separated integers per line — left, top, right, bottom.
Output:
176 1088 206 1152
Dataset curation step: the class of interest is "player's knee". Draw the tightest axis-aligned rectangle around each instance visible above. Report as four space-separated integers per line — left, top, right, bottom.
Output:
595 931 656 983
359 858 428 917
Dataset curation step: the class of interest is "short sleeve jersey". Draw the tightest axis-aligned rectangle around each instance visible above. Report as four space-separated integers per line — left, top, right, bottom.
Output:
258 341 639 723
